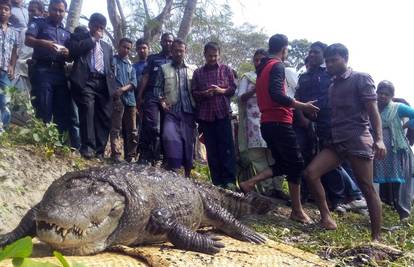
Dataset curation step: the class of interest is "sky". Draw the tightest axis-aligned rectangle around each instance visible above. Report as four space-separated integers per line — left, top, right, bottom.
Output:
72 0 414 103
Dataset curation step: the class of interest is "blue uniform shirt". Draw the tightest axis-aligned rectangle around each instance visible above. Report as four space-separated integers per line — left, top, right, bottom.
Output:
114 55 138 107
295 67 332 140
142 52 171 98
26 17 70 63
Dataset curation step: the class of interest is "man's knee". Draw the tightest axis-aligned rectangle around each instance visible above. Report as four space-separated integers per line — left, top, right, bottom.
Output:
304 166 319 183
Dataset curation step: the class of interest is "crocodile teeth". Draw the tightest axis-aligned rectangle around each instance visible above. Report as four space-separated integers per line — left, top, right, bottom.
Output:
62 229 68 237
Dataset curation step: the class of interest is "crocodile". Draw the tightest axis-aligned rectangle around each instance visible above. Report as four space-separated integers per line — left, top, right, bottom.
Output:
0 164 273 255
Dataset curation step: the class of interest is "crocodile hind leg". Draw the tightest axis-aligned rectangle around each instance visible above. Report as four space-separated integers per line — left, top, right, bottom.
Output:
0 207 37 248
146 208 224 254
202 199 266 244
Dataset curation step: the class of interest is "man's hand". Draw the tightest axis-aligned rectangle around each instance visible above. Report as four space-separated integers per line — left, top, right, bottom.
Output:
59 47 69 57
294 100 320 118
43 40 57 51
7 65 14 80
93 30 104 40
113 87 124 99
210 85 227 95
200 89 214 97
374 140 387 160
160 100 171 111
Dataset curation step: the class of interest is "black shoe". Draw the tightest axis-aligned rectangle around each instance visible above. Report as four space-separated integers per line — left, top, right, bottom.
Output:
137 157 150 165
81 151 94 160
111 155 122 163
96 153 104 161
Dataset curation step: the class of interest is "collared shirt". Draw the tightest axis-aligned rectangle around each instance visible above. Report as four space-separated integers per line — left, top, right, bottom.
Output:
295 66 332 140
26 17 70 63
113 55 138 107
191 63 236 122
11 6 28 30
155 62 194 114
143 52 171 98
329 68 377 143
0 24 19 71
133 60 147 86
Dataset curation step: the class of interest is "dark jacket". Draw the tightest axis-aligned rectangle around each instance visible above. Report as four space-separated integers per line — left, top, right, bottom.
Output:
66 30 116 95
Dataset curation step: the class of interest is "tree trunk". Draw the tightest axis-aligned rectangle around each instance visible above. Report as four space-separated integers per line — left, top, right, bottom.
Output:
107 0 126 46
143 0 173 42
65 0 84 32
177 0 197 40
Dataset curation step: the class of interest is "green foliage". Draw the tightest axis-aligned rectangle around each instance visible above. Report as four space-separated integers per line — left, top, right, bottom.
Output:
191 161 211 182
0 237 86 267
0 88 71 158
0 237 32 261
286 39 312 70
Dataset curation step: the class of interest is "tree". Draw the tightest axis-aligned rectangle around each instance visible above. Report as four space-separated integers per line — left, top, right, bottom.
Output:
107 0 127 46
65 0 84 32
286 39 312 70
183 4 267 73
177 0 198 40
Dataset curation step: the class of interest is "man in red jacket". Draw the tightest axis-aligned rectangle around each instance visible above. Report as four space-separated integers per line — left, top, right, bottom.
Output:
240 34 319 223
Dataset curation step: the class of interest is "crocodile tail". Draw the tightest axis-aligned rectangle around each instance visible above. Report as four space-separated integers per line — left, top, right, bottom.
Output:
194 181 274 218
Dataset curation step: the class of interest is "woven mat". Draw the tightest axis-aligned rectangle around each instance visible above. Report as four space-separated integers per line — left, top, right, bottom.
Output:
0 234 332 267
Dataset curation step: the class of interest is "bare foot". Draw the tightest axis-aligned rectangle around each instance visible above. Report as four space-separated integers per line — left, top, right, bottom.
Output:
289 211 313 224
320 217 337 230
239 181 255 194
371 235 382 242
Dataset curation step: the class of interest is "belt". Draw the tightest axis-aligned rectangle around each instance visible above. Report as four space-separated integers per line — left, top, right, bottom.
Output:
35 60 65 69
89 72 106 79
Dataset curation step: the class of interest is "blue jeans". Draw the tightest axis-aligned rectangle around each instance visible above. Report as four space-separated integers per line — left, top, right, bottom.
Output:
0 70 11 130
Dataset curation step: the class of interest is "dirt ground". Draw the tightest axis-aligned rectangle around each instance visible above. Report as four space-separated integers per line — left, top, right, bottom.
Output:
0 146 92 233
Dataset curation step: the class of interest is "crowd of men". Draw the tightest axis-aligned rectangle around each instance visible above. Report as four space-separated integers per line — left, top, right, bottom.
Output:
1 0 413 242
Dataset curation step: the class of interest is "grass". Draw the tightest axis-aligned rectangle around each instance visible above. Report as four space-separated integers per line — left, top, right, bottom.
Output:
193 163 414 266
248 203 414 266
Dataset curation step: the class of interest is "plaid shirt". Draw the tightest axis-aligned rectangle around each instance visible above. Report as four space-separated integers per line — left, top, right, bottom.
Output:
0 24 19 72
191 64 236 122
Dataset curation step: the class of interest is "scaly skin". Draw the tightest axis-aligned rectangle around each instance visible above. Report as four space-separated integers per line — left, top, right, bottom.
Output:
0 164 273 255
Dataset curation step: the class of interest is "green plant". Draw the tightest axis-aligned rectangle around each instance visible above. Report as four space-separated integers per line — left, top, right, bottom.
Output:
0 237 86 267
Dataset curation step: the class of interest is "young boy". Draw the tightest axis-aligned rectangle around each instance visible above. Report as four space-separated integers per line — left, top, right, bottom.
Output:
110 38 138 163
0 0 18 133
304 43 386 241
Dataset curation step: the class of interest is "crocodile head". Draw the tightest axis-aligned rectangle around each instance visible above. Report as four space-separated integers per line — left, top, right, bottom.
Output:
34 177 125 255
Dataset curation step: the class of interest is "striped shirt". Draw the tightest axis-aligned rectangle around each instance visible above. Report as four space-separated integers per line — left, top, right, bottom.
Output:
0 24 19 72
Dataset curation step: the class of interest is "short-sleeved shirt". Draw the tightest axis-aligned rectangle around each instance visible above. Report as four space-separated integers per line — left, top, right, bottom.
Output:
113 55 138 107
329 69 377 143
0 24 19 71
295 67 332 140
26 17 70 63
191 64 236 122
142 52 171 98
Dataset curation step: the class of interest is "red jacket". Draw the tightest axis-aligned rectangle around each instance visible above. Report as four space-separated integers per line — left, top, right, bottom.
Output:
256 58 293 124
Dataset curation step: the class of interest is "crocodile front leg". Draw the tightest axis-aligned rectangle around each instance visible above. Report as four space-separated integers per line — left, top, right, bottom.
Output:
0 207 37 248
202 199 266 244
146 208 224 254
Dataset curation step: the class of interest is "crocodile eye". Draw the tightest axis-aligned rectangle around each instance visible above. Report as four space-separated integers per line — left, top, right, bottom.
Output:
93 186 106 195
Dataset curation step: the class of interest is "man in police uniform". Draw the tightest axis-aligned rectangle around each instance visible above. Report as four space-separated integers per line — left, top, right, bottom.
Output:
136 32 173 165
25 0 79 149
